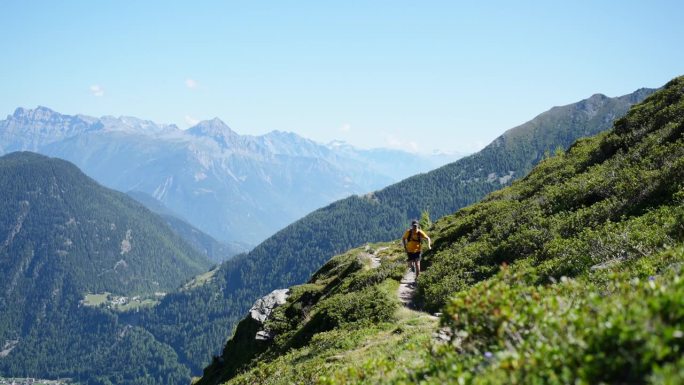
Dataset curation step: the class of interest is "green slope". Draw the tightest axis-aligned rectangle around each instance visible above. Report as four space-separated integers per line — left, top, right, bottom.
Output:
234 88 655 301
143 87 654 374
196 76 684 384
0 152 213 384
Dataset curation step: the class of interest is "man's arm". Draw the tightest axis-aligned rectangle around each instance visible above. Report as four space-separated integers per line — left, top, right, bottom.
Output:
420 230 432 250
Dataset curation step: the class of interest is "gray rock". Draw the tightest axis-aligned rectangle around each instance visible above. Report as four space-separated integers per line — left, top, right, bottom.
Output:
255 330 275 341
590 257 625 271
249 289 289 324
432 327 452 344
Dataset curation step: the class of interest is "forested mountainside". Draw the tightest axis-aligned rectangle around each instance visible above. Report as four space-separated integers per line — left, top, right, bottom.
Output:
138 87 653 374
196 76 684 385
0 152 211 294
0 109 457 246
0 152 212 384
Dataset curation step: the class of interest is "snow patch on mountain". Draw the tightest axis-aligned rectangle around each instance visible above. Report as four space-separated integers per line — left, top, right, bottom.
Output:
153 177 174 201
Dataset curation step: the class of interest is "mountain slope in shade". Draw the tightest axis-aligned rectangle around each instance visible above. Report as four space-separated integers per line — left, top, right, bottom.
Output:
0 152 212 296
0 152 212 384
0 109 459 246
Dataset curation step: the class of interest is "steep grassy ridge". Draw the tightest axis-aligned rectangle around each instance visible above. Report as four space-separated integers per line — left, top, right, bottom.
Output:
417 77 683 311
196 77 684 384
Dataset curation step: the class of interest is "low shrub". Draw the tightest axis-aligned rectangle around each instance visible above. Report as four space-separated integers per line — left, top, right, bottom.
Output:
413 255 684 384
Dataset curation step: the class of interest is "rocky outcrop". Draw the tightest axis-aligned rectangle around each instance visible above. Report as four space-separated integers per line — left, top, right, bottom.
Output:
250 288 289 341
197 288 290 385
249 289 289 324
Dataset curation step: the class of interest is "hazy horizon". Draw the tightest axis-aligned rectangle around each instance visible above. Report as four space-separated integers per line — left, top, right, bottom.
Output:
2 1 682 154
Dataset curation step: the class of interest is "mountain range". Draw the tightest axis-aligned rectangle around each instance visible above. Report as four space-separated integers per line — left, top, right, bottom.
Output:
0 108 462 248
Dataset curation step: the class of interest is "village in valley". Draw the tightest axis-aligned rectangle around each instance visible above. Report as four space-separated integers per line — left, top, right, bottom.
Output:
80 292 165 311
0 378 69 385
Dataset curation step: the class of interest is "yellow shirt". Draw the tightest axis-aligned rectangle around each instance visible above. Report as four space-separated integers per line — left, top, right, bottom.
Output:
403 229 428 253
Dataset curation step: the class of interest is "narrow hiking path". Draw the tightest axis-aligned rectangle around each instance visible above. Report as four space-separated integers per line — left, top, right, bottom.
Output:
361 245 422 310
362 245 438 318
395 265 452 343
397 268 418 307
362 245 451 343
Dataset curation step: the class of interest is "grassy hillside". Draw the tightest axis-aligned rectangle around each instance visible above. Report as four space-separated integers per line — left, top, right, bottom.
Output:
232 87 654 302
196 76 684 384
145 88 653 374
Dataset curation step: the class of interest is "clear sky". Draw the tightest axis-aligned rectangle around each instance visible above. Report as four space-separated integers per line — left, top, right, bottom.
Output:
1 1 682 154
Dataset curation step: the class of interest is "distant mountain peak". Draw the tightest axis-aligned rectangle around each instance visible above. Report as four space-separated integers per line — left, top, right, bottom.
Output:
267 129 295 136
188 118 237 137
621 87 658 103
98 115 178 134
11 105 60 121
184 118 245 151
195 117 232 130
588 93 609 99
260 130 310 145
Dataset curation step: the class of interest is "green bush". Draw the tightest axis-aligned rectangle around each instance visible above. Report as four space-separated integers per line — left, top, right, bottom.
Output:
413 257 684 385
289 285 397 349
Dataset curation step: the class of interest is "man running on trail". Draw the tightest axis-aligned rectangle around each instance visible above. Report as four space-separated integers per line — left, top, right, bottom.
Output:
402 220 431 280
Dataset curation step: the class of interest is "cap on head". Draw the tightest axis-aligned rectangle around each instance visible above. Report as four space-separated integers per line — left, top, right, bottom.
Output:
411 220 419 227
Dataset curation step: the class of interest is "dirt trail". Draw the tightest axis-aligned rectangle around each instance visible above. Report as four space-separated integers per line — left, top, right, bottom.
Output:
397 267 450 342
397 268 417 307
363 247 419 309
364 247 449 342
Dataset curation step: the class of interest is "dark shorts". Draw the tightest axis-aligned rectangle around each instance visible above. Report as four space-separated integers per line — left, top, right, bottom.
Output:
407 251 421 262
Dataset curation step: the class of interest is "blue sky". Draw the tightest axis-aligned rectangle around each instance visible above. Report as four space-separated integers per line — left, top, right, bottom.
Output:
1 1 682 153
